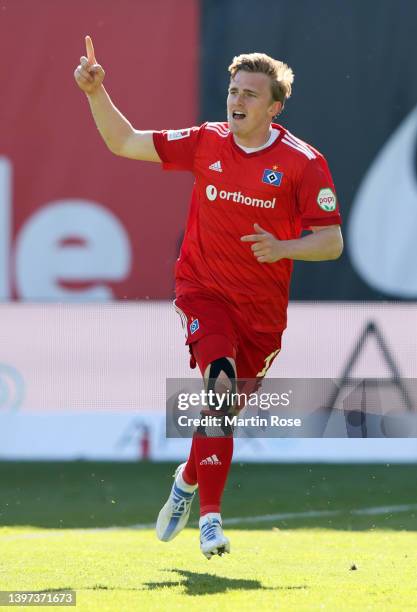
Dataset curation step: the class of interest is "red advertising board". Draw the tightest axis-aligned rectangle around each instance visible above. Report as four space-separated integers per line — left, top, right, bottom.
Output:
0 0 198 300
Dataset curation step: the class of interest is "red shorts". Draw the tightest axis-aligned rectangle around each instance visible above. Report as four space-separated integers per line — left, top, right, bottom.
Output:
174 292 283 380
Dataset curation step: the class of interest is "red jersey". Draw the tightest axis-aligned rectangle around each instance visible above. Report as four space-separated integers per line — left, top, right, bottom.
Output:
153 122 341 333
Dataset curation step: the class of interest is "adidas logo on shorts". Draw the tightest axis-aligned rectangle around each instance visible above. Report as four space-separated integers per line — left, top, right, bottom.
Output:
200 454 222 465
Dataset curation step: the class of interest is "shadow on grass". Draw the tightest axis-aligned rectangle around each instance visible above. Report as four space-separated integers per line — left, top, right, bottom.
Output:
76 574 307 595
142 569 307 595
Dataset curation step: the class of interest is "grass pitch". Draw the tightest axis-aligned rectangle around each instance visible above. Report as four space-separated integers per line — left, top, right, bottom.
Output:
0 462 416 610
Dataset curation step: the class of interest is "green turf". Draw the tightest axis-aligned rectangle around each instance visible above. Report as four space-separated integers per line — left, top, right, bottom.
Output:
0 461 416 530
0 462 417 610
1 527 417 610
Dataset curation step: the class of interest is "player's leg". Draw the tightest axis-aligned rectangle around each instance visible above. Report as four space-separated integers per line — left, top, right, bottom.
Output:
183 350 235 489
192 335 237 558
193 329 283 554
156 337 236 548
155 320 201 543
174 293 237 497
156 295 236 544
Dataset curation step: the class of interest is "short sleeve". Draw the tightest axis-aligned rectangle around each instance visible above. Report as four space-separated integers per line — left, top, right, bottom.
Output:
296 156 342 228
153 126 202 171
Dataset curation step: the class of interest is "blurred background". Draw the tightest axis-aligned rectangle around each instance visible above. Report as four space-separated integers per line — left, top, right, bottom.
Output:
1 0 417 464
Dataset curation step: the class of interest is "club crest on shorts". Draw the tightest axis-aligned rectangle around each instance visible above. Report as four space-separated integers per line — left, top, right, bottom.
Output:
190 319 200 334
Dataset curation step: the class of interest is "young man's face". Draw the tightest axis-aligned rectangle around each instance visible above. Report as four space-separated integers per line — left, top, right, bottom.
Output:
227 70 282 139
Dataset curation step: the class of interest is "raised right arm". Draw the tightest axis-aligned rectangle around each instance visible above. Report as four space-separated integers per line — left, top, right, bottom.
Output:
74 36 161 162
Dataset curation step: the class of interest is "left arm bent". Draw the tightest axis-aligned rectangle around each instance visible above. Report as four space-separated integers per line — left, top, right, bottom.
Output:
241 223 343 263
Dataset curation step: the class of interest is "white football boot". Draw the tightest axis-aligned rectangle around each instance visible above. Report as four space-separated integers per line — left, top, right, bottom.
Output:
156 463 197 542
199 513 230 559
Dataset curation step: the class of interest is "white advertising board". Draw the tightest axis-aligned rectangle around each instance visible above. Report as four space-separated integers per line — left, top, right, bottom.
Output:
0 302 416 461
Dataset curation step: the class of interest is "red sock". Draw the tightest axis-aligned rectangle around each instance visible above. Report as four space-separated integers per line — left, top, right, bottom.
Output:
183 436 198 485
194 435 233 515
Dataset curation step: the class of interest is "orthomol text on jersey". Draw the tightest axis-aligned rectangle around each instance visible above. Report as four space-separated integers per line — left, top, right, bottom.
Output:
205 185 276 209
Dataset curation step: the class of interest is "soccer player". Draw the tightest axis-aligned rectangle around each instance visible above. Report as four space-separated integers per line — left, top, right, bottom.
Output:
74 36 343 559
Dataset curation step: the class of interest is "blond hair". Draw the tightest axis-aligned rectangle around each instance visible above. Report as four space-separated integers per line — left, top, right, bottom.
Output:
228 52 294 105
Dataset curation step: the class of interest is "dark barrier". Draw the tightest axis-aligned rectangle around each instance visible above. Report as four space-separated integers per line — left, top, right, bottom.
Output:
201 0 417 300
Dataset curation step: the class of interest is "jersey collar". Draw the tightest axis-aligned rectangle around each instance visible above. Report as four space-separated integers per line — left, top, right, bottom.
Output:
230 123 285 157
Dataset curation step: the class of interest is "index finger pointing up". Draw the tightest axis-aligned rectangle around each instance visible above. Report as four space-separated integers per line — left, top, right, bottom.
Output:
85 35 96 64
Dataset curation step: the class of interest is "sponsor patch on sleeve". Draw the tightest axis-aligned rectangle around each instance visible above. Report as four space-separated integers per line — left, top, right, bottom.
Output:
167 129 191 141
317 188 337 211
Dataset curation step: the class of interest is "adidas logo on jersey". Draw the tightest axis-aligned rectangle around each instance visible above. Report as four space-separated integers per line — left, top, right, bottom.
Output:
200 454 222 465
209 160 223 172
